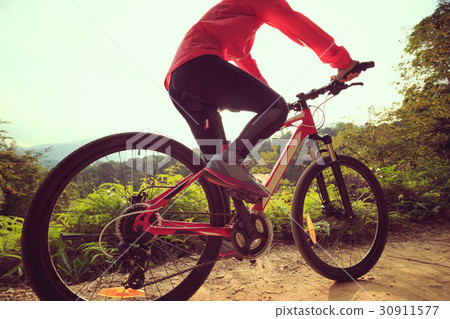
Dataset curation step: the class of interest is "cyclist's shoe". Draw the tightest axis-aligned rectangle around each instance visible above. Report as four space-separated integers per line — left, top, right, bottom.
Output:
337 60 360 82
203 154 270 198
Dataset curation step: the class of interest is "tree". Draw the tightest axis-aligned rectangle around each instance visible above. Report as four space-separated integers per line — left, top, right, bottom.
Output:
332 2 449 221
0 121 46 217
0 120 10 208
336 1 449 168
395 0 449 165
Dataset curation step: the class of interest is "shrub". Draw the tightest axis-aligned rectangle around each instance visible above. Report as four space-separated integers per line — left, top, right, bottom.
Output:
0 216 23 284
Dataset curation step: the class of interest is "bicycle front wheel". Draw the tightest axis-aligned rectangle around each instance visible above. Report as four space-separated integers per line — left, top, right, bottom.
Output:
22 132 225 300
291 155 388 281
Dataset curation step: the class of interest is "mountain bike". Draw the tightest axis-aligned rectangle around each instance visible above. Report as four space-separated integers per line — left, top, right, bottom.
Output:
21 62 388 300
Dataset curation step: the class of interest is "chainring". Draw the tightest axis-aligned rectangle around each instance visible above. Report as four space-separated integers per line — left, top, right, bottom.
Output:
231 211 273 259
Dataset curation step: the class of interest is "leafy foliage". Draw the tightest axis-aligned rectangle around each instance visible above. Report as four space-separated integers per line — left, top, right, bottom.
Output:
264 185 295 241
55 182 128 234
52 241 116 283
0 120 47 218
0 216 23 259
395 0 449 164
0 121 47 283
0 216 23 281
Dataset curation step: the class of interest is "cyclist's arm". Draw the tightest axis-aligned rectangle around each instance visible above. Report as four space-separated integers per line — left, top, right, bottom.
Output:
252 0 353 69
235 54 269 85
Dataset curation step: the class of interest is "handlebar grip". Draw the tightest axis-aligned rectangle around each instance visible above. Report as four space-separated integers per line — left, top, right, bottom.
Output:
341 61 374 81
354 61 375 73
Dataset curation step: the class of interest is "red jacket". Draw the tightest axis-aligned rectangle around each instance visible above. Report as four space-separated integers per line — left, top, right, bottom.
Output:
165 0 353 89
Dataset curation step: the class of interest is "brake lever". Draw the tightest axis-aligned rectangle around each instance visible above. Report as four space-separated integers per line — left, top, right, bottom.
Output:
329 81 364 95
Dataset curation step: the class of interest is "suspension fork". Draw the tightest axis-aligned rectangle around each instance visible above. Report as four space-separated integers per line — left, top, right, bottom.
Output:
308 134 355 219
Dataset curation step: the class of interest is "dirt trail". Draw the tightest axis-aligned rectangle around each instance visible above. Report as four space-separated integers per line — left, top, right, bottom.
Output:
192 225 450 301
1 225 449 301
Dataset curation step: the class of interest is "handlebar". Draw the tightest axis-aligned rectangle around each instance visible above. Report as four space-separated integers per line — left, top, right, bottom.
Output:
291 61 375 110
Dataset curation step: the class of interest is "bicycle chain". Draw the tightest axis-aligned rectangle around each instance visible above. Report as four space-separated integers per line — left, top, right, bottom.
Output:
142 212 265 287
159 211 233 216
144 255 225 286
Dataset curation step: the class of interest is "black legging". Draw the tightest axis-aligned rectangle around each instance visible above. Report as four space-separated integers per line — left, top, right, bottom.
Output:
168 55 288 162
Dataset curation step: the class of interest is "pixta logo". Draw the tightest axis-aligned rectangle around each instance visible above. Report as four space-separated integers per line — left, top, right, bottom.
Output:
195 138 325 166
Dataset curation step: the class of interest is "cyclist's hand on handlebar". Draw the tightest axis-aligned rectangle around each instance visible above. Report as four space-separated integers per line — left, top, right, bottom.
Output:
337 60 360 82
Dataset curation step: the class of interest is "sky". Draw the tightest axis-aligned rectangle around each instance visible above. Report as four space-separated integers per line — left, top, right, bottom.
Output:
0 0 437 149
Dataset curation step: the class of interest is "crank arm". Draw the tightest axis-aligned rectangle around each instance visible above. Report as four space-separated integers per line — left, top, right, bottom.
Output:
232 198 260 238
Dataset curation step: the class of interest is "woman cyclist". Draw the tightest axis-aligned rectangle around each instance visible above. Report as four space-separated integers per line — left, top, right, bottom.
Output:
166 0 360 201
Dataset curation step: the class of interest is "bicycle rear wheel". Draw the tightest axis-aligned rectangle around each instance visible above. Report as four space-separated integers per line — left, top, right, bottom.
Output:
291 155 388 281
22 132 225 300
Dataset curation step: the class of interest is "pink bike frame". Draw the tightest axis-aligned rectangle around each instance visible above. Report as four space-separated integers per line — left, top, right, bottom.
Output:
133 108 318 238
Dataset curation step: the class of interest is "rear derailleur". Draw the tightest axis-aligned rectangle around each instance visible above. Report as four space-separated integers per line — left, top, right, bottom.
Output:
117 239 151 290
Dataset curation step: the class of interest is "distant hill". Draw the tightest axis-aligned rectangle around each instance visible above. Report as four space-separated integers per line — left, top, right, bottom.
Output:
23 139 91 168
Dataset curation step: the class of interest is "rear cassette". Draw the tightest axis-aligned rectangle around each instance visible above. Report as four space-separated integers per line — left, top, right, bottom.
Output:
115 204 156 244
